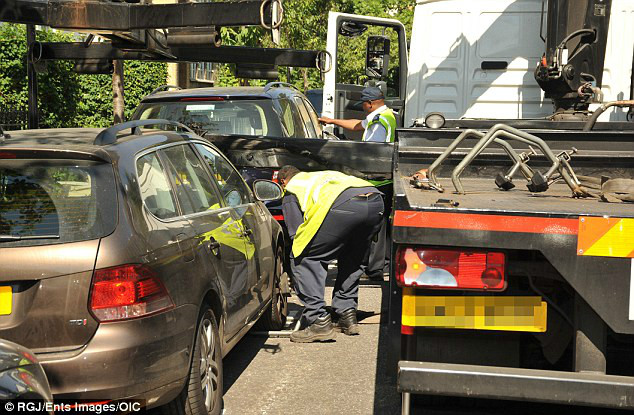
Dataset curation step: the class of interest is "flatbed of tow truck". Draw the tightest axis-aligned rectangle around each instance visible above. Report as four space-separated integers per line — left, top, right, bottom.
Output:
398 177 634 218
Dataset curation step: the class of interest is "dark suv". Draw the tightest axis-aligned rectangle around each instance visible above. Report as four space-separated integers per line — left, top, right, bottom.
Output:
0 120 287 414
132 82 324 140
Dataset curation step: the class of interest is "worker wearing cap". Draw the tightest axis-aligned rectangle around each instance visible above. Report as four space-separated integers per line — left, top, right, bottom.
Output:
319 86 395 280
277 165 384 343
318 86 397 142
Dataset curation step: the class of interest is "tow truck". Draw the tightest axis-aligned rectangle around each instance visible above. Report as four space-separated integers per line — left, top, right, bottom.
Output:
319 0 634 412
212 0 634 411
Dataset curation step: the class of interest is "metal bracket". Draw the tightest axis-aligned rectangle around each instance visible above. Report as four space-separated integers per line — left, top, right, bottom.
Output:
427 129 534 192
449 124 587 196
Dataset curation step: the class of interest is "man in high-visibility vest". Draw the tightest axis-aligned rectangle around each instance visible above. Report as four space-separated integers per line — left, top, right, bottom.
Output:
319 86 395 280
278 165 384 343
318 86 396 142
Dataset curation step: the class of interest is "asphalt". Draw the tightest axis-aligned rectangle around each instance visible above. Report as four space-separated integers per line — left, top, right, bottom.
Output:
221 270 628 415
222 272 400 415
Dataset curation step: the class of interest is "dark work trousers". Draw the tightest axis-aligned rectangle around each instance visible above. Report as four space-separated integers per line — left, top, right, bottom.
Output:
291 194 384 325
366 183 393 278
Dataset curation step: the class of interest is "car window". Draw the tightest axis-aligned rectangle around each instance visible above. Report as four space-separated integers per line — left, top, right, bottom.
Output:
134 100 284 137
193 144 251 208
277 98 307 138
160 145 222 215
303 97 323 137
136 152 179 220
293 97 318 138
0 159 117 247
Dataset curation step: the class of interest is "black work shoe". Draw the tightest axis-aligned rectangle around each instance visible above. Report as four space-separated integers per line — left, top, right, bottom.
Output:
290 314 336 343
335 308 360 335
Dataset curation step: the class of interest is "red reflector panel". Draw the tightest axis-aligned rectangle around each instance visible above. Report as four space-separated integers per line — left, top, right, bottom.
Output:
401 325 415 335
272 215 284 222
90 264 174 322
0 152 17 159
396 248 506 291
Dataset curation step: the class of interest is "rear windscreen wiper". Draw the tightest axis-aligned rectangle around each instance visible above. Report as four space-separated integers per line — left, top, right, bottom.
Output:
0 234 60 242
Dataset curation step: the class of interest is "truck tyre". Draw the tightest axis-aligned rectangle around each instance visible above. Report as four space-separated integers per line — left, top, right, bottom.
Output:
167 308 223 415
256 246 288 330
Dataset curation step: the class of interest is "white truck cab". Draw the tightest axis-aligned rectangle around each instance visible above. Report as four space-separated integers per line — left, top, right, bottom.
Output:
324 0 634 132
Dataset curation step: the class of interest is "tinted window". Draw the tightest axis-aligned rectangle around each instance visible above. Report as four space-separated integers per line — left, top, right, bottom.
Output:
0 160 116 247
136 152 178 219
135 100 284 137
161 145 222 215
293 97 317 138
194 144 251 207
277 98 306 138
303 98 323 137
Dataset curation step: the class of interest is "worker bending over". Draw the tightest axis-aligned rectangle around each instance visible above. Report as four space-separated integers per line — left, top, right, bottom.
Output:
278 166 384 343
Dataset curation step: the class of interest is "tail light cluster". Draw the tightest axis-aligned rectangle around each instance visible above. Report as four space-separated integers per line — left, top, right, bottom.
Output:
396 247 506 291
89 264 174 322
272 170 280 183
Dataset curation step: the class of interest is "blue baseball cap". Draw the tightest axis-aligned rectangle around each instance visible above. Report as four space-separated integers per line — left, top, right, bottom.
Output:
360 86 384 102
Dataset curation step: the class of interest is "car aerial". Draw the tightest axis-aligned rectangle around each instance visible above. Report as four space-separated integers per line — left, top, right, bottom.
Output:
0 120 288 415
0 339 53 410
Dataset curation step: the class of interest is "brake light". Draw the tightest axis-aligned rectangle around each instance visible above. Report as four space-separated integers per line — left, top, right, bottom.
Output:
272 170 279 183
180 97 225 101
89 264 174 322
395 247 506 291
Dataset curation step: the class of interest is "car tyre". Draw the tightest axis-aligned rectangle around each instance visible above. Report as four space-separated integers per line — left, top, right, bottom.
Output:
167 308 223 415
256 246 288 330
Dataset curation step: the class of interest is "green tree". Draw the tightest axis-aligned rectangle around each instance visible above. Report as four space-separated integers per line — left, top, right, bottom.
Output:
213 0 415 92
0 24 167 128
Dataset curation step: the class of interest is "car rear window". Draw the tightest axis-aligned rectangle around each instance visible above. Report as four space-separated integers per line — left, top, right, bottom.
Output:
135 99 284 137
0 160 117 247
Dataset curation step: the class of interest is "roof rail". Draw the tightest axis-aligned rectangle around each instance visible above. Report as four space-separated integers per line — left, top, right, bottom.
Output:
263 81 301 93
94 119 193 146
149 85 182 95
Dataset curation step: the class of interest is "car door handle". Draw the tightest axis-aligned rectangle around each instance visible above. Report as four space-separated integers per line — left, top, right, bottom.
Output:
206 238 221 256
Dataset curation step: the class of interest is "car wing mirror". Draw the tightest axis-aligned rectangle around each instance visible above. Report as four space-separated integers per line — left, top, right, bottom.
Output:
253 179 283 201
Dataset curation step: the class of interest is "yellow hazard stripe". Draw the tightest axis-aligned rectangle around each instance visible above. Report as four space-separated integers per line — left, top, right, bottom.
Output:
578 217 634 258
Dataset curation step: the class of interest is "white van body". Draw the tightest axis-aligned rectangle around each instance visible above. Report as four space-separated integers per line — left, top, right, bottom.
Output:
406 0 634 123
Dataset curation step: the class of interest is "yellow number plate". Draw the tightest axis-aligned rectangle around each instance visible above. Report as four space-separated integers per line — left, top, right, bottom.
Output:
0 286 12 315
402 292 547 332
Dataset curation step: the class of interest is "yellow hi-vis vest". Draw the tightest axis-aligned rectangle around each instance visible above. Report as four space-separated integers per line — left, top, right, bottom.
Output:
363 107 397 142
285 171 373 257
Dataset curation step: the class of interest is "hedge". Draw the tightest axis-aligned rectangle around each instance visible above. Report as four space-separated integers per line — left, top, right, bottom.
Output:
0 24 167 128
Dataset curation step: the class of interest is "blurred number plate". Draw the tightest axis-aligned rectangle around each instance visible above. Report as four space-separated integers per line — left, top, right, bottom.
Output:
0 286 11 315
402 294 547 332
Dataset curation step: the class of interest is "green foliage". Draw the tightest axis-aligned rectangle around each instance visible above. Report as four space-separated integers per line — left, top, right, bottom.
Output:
0 24 167 128
0 1 416 126
214 0 415 93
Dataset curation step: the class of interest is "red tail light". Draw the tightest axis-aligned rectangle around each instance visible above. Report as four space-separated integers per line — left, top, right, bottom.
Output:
396 247 506 291
89 264 174 322
272 170 279 183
